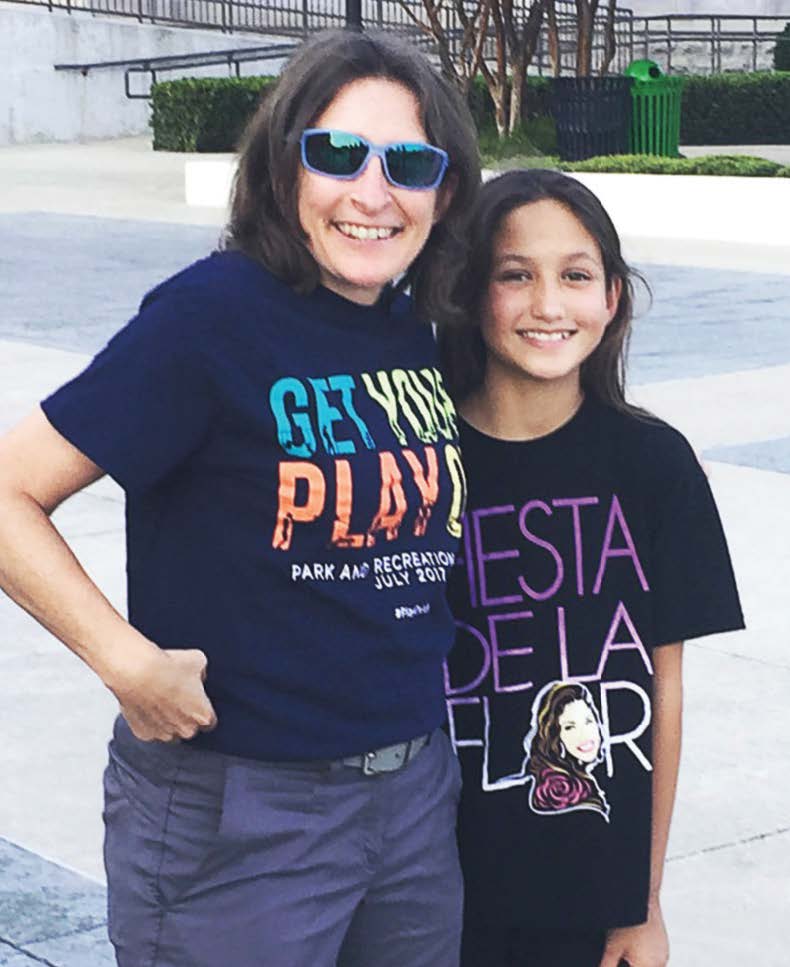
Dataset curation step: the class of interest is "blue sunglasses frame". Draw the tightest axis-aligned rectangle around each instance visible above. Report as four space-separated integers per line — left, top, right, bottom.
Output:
299 128 449 191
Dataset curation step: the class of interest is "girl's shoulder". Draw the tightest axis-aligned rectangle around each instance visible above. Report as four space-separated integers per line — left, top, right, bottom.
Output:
590 400 703 488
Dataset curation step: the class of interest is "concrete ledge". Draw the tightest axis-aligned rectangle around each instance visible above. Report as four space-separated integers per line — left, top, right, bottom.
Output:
569 171 790 249
185 155 236 210
183 156 790 255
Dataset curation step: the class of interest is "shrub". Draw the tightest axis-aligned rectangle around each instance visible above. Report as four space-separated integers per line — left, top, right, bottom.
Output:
479 117 558 164
151 76 277 152
777 166 790 177
773 23 790 71
681 72 790 145
557 154 782 176
468 75 553 132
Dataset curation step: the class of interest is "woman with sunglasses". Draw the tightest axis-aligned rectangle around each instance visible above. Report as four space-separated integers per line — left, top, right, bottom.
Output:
0 30 479 967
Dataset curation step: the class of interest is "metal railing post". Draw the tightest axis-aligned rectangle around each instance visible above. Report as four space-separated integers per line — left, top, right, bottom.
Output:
666 17 672 74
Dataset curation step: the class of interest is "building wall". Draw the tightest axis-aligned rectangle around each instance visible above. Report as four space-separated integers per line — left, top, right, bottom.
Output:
626 1 788 15
0 4 288 145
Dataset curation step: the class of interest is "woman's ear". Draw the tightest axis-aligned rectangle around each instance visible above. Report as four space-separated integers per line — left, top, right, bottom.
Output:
433 172 458 224
605 276 623 325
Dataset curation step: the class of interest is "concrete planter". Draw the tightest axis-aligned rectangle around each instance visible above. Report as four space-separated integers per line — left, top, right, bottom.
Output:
185 156 789 254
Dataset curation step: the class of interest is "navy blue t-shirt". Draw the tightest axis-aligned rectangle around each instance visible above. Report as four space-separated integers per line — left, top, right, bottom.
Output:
445 398 744 931
43 252 466 761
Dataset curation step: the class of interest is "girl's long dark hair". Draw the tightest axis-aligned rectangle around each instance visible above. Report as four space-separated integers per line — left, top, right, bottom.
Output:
224 29 480 324
438 168 650 415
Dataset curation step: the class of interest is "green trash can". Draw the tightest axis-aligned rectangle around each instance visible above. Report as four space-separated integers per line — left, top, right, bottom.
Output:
624 59 685 157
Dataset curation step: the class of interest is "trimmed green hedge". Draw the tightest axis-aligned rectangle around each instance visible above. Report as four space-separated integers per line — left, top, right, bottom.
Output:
485 154 786 176
151 76 277 152
472 71 790 146
149 71 790 153
150 74 556 153
559 154 783 176
680 72 790 145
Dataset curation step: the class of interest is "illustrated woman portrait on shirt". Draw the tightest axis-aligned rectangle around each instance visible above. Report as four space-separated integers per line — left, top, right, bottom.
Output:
523 681 610 822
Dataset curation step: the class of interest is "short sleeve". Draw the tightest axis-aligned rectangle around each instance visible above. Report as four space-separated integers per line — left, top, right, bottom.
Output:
41 282 218 495
647 432 745 647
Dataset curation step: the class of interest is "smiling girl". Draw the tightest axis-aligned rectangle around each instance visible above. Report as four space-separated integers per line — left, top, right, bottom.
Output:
440 169 743 967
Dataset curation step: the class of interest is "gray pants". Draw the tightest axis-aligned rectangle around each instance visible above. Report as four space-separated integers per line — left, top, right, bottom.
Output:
103 716 463 967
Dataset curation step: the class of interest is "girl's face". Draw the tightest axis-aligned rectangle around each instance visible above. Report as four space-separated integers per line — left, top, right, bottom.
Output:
479 199 621 392
558 698 601 764
297 77 446 306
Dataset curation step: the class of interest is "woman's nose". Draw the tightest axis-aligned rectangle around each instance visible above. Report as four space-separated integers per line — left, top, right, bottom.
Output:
350 156 392 211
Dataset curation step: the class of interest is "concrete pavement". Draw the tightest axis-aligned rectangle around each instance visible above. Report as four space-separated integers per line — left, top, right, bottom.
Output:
0 137 788 965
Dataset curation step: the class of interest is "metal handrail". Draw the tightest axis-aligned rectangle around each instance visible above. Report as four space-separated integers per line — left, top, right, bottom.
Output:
54 42 298 97
31 0 638 81
634 14 787 74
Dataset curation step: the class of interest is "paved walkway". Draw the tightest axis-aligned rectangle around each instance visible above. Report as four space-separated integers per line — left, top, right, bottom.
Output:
0 138 788 965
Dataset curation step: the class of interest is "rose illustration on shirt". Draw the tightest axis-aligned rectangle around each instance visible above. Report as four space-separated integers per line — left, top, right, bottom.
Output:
522 681 610 822
532 767 595 812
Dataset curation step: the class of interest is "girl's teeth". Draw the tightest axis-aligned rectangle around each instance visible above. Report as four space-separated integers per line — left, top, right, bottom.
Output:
523 330 571 342
337 223 396 240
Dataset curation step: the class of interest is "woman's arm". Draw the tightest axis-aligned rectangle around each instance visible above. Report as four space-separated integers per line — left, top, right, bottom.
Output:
599 641 683 967
0 408 216 741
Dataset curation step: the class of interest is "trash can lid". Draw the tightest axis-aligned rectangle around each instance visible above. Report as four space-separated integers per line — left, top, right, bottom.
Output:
624 59 663 81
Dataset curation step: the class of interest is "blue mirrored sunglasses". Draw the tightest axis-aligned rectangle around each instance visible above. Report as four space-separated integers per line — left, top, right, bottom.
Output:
300 129 449 191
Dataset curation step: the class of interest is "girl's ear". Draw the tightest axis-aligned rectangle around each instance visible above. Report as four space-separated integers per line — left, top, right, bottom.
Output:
433 172 458 223
605 276 623 325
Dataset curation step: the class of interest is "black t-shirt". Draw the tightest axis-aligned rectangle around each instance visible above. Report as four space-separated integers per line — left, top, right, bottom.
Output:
43 252 465 762
445 398 744 931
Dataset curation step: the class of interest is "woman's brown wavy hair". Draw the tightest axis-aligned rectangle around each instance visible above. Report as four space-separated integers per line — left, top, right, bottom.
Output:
224 29 480 323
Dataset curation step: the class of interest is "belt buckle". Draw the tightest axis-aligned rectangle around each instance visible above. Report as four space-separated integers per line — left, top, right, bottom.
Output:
362 741 409 776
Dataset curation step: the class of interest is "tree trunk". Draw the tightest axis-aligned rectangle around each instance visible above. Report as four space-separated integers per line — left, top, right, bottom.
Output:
599 0 618 76
575 0 599 76
546 0 561 76
509 56 525 135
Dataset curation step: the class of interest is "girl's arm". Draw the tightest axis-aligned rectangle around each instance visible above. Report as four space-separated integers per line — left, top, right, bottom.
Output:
599 641 683 967
0 408 217 741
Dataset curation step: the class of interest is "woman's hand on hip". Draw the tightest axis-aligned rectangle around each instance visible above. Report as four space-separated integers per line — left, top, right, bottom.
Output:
110 647 218 743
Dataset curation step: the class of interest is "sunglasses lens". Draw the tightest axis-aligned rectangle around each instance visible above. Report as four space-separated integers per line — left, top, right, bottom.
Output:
385 144 445 188
304 131 368 177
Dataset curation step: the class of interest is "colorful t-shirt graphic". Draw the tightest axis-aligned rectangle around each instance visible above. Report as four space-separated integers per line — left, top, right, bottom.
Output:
445 401 743 931
43 252 465 762
523 681 610 821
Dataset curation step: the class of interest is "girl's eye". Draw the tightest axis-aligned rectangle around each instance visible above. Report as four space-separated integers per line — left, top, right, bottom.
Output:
497 271 531 283
565 270 592 282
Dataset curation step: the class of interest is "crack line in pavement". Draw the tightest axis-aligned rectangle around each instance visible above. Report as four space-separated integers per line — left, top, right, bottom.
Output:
66 528 124 540
0 937 58 966
668 826 790 862
687 640 790 671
